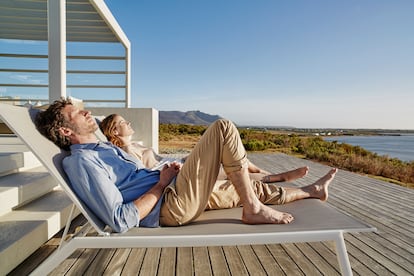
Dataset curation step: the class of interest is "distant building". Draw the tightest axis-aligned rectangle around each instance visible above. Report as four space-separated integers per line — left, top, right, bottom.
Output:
0 96 21 106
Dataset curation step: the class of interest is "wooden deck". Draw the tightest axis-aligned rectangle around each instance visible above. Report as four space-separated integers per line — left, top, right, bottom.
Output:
9 153 414 275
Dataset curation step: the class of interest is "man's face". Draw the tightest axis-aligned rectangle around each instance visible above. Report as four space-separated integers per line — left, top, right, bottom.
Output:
61 104 98 136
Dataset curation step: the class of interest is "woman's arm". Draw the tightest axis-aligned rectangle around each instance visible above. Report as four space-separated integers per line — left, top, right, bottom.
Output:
124 143 161 168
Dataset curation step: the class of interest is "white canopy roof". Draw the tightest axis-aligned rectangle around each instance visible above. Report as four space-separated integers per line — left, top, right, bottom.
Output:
0 0 129 47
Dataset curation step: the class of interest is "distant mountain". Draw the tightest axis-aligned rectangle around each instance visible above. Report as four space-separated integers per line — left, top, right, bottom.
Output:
159 110 222 125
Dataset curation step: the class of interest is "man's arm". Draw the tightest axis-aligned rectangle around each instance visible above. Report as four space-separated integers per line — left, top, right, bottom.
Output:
133 162 180 218
64 156 140 232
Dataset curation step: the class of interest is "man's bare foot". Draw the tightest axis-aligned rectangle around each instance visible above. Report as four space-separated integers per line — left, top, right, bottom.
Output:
262 166 309 183
306 168 337 201
242 204 294 224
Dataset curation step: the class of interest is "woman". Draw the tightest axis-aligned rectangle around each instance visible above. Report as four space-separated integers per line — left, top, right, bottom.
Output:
100 114 309 182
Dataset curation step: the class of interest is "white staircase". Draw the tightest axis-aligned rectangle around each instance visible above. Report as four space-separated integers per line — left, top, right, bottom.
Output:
0 137 78 275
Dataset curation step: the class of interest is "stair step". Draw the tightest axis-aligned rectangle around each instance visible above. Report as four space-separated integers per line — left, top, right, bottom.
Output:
0 151 41 176
0 166 57 216
0 188 79 275
0 135 29 153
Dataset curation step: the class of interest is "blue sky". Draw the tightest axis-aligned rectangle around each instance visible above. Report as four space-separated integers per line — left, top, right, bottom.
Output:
105 0 414 129
1 0 413 129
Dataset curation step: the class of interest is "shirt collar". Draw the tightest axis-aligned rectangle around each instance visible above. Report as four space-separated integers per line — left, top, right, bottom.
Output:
70 141 112 151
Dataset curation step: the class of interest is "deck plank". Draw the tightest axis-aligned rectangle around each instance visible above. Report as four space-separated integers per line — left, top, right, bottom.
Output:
193 247 212 276
236 245 267 275
176 247 193 276
139 248 161 275
282 243 323 275
222 246 249 275
346 234 410 275
8 153 414 275
294 243 339 275
207 246 230 275
251 245 285 275
120 248 146 275
84 248 116 275
266 243 303 275
64 248 100 275
104 248 131 275
305 242 340 274
158 248 177 276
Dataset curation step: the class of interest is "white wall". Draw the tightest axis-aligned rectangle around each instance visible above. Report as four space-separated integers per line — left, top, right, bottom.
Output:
88 107 159 153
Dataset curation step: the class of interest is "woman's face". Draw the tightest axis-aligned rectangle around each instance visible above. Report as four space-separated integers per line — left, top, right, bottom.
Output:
113 115 134 137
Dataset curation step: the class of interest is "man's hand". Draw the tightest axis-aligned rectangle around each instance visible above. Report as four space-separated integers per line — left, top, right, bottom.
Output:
133 162 181 219
158 162 181 189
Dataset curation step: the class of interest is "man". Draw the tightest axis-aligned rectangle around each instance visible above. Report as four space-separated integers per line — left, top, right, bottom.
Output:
36 99 337 233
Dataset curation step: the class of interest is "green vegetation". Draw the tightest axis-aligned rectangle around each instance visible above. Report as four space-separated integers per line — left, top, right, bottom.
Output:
159 123 414 188
159 124 206 141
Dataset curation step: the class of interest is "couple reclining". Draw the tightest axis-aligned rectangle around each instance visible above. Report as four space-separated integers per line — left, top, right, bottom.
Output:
35 99 337 233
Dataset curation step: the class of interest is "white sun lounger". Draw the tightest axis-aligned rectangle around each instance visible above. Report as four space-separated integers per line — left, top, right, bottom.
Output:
0 103 376 276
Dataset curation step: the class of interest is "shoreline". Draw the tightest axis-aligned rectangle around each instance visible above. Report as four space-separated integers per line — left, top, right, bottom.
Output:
324 135 414 163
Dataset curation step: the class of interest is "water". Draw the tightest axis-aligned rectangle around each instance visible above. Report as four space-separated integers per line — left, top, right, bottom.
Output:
324 135 414 162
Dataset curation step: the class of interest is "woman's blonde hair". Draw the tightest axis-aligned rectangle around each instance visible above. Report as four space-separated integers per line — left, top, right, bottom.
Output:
99 114 124 147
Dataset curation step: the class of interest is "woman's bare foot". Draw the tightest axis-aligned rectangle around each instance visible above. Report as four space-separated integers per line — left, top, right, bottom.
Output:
247 161 264 174
262 166 309 183
305 168 337 201
242 204 294 224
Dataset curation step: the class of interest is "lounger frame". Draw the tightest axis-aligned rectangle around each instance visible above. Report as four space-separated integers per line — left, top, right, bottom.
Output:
0 103 376 276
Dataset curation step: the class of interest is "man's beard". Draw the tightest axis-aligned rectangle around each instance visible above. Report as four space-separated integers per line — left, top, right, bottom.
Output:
69 121 98 135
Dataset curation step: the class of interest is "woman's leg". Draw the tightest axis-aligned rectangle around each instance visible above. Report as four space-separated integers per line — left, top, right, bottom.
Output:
259 167 309 183
221 163 309 183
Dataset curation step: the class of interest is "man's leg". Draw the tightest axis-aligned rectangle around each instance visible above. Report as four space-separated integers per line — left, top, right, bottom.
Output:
226 167 295 224
160 119 246 226
160 119 336 226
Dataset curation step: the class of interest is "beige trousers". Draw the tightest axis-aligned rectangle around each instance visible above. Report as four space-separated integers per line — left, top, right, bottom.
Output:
159 119 286 226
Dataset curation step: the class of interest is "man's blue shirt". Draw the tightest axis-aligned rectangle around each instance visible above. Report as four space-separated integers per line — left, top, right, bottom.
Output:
62 142 162 233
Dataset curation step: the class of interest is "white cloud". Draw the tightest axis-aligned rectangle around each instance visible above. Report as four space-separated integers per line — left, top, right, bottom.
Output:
10 74 43 84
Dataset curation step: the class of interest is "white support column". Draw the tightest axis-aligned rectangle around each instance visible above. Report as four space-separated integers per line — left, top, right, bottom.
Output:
125 45 131 107
48 0 67 103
